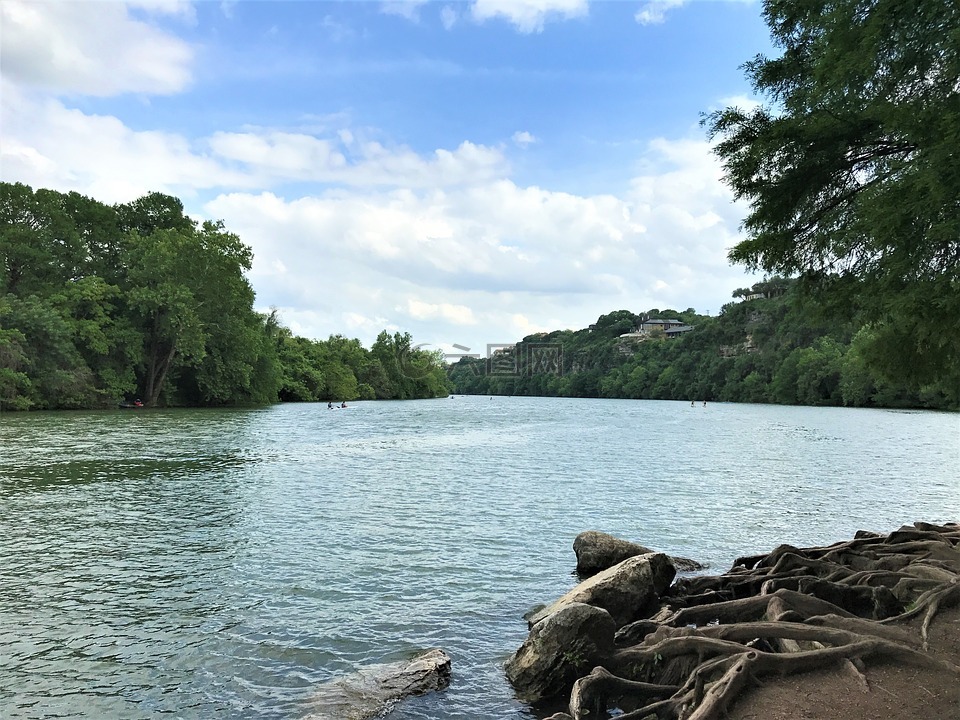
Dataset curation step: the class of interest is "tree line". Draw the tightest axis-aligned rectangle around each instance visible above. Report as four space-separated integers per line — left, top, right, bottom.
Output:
0 183 450 410
448 278 957 410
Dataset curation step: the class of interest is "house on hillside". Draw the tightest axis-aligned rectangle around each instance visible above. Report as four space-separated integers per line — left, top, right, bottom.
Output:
640 318 686 333
618 317 694 341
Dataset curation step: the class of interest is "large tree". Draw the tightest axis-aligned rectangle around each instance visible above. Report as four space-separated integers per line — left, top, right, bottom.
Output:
706 0 959 395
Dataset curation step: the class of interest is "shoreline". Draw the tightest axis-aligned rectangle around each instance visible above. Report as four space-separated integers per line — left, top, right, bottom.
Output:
505 522 960 720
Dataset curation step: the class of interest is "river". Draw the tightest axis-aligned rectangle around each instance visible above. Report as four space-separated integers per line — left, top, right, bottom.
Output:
1 397 957 718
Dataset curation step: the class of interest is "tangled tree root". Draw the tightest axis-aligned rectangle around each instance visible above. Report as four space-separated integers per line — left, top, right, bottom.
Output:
551 522 960 720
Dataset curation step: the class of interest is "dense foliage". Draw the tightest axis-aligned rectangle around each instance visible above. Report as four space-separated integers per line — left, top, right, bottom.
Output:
448 278 956 409
0 183 449 410
705 0 960 397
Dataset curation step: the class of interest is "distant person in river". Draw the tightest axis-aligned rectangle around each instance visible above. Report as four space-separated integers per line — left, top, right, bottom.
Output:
340 401 347 408
134 399 143 407
328 401 333 409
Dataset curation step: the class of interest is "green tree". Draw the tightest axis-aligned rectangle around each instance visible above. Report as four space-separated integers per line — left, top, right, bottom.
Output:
706 0 960 398
0 326 32 410
0 183 83 296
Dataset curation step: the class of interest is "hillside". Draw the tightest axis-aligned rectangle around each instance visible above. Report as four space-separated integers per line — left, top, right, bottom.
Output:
448 278 956 410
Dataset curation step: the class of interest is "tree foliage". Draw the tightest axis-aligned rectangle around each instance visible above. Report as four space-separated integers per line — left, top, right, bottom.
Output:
0 183 448 410
448 279 955 410
704 0 960 394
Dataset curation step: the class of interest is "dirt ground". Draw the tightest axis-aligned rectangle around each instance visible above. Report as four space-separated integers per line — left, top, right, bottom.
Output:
730 605 960 720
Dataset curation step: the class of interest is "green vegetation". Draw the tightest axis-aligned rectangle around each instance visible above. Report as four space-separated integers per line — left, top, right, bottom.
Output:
0 182 449 410
455 0 958 411
705 0 960 402
448 278 956 409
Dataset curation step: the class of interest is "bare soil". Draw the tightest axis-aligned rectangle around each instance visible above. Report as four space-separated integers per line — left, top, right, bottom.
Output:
731 605 960 720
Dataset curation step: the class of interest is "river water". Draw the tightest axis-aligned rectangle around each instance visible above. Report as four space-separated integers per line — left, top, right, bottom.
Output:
1 397 957 719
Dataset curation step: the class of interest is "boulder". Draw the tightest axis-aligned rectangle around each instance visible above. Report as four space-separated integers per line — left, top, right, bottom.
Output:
505 602 616 704
305 648 451 720
574 530 705 575
528 553 675 629
574 530 654 576
671 555 706 572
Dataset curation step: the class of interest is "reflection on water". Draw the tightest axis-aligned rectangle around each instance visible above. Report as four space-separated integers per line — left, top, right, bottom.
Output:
1 399 958 718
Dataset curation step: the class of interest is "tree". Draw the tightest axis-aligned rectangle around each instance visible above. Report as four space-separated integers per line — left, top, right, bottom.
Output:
706 0 960 397
0 183 83 296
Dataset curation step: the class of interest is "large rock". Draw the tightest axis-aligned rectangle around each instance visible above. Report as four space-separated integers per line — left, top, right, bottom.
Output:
574 530 705 576
305 648 451 720
528 553 675 629
505 602 616 704
574 531 654 576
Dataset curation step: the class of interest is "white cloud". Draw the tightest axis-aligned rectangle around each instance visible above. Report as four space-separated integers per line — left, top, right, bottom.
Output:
403 299 477 325
0 0 193 96
380 0 429 21
715 94 764 113
0 28 752 350
440 5 458 30
208 131 348 175
470 0 588 33
635 0 686 26
0 82 253 203
1 84 511 201
200 133 752 349
208 131 507 188
512 131 538 147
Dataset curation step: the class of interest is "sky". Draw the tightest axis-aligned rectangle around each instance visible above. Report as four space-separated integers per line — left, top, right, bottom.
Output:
1 0 775 360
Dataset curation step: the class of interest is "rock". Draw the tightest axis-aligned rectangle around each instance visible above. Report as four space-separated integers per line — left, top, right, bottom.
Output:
574 530 654 576
543 714 575 720
574 530 705 576
671 556 706 572
505 602 616 704
305 648 451 720
528 553 676 629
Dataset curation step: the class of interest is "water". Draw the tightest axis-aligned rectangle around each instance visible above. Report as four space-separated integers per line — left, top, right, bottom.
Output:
1 397 957 719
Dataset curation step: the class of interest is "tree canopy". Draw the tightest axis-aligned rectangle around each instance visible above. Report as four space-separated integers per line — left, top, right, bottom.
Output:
705 0 960 395
447 281 955 410
0 183 450 410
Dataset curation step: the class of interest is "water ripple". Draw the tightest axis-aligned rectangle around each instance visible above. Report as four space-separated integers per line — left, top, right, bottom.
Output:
1 399 958 718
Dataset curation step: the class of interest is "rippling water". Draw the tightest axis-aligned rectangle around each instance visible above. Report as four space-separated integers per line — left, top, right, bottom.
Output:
1 398 958 719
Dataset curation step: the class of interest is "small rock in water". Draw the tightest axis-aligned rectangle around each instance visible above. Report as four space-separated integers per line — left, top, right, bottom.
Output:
305 648 451 720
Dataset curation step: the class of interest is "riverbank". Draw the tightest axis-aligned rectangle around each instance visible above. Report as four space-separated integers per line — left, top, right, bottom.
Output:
731 603 960 719
505 522 960 720
529 622 960 720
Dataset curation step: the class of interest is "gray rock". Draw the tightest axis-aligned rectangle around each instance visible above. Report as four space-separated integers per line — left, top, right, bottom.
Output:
305 648 451 720
574 530 705 575
574 530 654 576
528 553 675 629
505 602 616 704
670 556 706 572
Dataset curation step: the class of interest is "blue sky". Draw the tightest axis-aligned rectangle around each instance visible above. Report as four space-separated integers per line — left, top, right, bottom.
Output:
2 0 774 357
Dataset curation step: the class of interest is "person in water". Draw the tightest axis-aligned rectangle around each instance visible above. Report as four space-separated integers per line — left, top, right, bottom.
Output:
328 401 333 409
340 401 347 408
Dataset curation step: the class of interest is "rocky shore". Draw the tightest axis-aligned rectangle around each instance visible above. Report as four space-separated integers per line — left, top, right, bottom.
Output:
504 523 960 720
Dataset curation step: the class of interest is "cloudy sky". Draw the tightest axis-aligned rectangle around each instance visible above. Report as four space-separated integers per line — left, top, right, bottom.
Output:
1 0 773 358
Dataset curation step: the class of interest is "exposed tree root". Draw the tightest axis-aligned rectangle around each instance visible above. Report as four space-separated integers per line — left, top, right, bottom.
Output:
530 521 960 720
